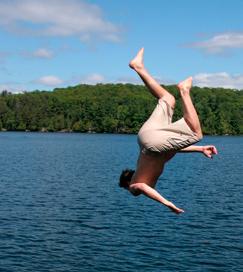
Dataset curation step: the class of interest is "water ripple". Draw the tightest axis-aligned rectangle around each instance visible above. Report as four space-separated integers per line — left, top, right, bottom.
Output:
0 133 242 272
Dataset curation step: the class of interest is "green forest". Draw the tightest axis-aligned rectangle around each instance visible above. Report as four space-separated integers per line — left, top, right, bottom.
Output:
0 83 242 135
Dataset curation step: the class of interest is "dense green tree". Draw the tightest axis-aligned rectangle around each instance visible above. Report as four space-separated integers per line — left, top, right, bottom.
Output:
0 84 242 135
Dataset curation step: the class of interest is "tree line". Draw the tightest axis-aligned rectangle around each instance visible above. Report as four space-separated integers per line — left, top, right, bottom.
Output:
0 83 242 135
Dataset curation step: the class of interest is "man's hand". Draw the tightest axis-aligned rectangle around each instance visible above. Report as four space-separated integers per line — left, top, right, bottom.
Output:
202 145 218 158
168 202 185 214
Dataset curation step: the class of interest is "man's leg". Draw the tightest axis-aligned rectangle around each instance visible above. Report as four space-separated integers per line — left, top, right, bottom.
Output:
129 48 175 109
177 77 203 138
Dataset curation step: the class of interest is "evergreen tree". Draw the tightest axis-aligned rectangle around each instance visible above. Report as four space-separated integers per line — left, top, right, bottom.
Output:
0 84 242 135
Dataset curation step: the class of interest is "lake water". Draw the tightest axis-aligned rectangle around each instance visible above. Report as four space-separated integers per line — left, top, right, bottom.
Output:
0 132 242 272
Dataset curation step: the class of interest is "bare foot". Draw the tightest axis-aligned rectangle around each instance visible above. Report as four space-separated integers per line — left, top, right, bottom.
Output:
177 77 193 94
129 47 144 71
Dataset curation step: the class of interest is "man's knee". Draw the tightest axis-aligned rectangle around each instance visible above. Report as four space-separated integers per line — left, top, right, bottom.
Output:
163 94 176 109
196 130 203 140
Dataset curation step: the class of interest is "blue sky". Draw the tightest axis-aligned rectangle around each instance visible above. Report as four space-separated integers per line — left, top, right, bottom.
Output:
1 0 243 92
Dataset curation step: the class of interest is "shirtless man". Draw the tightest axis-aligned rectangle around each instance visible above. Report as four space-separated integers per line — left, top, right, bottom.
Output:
119 48 218 214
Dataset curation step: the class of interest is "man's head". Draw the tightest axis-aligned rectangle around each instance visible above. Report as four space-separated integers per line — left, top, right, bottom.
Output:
119 169 135 189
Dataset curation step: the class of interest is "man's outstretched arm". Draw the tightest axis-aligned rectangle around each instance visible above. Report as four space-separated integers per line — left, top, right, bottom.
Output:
178 145 218 158
129 183 184 214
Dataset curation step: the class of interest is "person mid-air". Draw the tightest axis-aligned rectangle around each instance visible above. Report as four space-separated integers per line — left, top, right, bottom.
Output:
119 48 218 214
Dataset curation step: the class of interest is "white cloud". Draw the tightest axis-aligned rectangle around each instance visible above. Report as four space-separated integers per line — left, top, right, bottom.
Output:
79 74 169 85
0 0 121 43
193 72 243 89
154 75 176 85
115 76 142 85
81 73 105 84
115 75 175 85
74 73 141 85
2 72 243 92
32 48 53 59
36 75 63 86
21 48 54 59
116 73 243 89
188 32 243 54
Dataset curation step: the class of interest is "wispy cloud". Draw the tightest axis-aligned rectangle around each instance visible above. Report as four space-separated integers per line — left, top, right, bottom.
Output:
116 73 243 89
21 48 54 59
115 76 142 85
80 73 105 84
35 75 64 86
15 73 106 90
0 0 121 43
193 72 243 89
0 82 26 93
187 32 243 54
32 48 53 59
115 75 175 85
4 72 243 92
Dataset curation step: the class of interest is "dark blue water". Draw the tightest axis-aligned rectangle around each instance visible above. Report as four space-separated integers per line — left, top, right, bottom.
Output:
0 132 242 272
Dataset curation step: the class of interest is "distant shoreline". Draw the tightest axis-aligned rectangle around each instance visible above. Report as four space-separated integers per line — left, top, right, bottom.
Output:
1 84 242 135
0 129 242 136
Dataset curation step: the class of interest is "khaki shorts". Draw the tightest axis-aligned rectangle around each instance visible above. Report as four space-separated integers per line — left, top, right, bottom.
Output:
137 98 201 154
